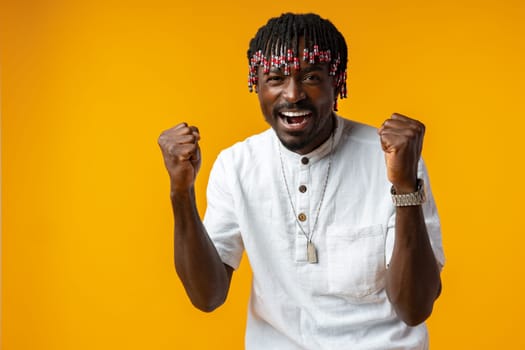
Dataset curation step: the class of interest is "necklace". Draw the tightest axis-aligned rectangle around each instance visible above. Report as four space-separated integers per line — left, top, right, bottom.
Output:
277 135 334 264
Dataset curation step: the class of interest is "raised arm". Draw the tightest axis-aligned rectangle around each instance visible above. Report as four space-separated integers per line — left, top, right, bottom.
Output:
378 113 442 326
158 123 233 312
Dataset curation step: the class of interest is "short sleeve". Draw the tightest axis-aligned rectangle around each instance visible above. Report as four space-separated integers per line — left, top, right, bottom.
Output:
203 151 244 270
385 159 445 269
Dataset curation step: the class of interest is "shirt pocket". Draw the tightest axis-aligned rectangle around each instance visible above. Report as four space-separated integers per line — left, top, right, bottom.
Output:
325 223 387 303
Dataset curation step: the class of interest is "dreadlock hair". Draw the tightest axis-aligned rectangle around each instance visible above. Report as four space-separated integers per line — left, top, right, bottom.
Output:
247 13 348 107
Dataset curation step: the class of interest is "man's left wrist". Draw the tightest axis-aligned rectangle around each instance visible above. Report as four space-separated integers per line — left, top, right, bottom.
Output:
391 179 426 207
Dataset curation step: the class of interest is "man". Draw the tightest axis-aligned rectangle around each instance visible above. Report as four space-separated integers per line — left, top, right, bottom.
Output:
158 13 444 350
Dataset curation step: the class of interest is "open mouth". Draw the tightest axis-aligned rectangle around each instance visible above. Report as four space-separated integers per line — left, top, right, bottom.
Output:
279 110 313 126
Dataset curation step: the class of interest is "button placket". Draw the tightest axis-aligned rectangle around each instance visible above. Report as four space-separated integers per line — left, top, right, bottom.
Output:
294 157 311 262
297 159 311 229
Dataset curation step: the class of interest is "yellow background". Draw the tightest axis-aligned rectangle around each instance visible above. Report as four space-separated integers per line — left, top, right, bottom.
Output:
2 0 524 349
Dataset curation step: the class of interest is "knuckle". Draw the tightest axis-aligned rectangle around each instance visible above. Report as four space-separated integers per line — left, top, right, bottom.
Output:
158 130 169 141
167 144 178 155
174 122 188 130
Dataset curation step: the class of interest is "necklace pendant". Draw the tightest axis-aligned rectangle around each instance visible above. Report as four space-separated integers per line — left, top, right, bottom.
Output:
307 240 318 264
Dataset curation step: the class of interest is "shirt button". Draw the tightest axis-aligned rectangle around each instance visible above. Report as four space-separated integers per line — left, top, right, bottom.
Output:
298 213 307 222
299 185 307 193
301 157 309 165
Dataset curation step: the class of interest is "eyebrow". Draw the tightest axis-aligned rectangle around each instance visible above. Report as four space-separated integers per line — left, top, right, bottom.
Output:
301 65 325 73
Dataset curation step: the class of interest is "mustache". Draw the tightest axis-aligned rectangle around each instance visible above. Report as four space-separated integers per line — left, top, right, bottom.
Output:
273 101 315 113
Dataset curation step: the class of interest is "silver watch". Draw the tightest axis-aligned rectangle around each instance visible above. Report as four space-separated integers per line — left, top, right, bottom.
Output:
390 179 426 207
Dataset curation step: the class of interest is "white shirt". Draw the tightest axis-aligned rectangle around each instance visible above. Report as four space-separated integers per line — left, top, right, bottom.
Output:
203 116 445 350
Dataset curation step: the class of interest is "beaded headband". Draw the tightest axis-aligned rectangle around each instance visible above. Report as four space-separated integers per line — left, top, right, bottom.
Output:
248 44 347 101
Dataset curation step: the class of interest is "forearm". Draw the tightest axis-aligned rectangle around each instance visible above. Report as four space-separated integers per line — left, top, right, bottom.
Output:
386 205 441 326
172 187 232 312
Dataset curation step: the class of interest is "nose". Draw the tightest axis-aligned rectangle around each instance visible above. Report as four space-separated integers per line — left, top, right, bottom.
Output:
282 78 306 104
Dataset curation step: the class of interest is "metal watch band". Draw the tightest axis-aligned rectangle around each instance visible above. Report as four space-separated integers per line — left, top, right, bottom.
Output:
390 179 426 207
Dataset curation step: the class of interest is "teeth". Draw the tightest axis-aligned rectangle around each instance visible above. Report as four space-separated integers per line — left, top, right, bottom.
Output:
280 111 311 117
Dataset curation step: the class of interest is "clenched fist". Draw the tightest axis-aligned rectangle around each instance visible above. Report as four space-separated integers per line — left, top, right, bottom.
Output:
378 113 425 193
158 122 201 193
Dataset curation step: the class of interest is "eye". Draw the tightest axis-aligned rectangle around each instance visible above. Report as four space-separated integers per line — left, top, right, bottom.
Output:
303 73 322 83
266 75 283 82
265 74 284 85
